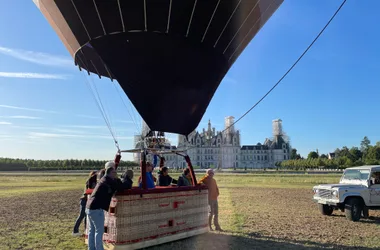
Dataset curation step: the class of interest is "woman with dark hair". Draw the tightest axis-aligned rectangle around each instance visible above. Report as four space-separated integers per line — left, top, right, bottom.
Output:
157 167 178 186
121 169 134 189
72 170 98 236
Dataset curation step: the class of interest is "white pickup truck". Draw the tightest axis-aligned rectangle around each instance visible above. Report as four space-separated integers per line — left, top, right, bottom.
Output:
312 165 380 222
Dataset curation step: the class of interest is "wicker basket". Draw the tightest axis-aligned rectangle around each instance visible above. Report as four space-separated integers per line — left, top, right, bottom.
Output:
86 187 209 249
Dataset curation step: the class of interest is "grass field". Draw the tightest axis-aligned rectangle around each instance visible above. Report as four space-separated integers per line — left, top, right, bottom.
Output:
0 172 379 250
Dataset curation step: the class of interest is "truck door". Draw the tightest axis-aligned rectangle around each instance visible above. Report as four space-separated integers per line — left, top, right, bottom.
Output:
369 171 380 205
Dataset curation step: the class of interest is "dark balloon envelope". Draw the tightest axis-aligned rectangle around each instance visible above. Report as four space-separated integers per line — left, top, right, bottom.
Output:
34 0 283 136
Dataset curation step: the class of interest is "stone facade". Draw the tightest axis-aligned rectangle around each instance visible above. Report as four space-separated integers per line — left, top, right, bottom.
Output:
133 117 291 169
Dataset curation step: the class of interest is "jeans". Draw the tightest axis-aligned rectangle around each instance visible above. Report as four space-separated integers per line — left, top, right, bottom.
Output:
86 208 105 250
73 198 87 233
208 200 220 227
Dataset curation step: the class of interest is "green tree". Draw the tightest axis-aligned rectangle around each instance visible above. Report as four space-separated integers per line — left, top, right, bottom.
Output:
307 151 319 159
320 154 327 159
365 146 380 164
360 136 371 153
290 149 298 160
349 147 362 162
334 148 341 158
339 146 350 158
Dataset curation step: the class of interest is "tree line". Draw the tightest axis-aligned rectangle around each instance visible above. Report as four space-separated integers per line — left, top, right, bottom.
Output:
278 136 380 170
0 157 139 171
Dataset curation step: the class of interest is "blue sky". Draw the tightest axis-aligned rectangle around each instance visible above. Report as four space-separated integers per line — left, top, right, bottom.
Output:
1 0 380 160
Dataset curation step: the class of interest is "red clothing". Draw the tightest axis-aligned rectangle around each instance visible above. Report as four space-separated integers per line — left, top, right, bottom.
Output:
198 175 219 201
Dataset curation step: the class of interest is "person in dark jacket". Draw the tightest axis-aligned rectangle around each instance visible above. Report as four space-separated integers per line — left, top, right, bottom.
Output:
157 167 178 186
72 170 97 236
121 169 133 189
86 164 123 250
177 168 192 187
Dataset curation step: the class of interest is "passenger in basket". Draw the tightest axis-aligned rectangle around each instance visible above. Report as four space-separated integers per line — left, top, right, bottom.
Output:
121 169 133 189
177 168 192 186
72 170 97 236
198 169 223 231
96 169 105 182
86 163 123 250
138 162 156 188
157 167 178 186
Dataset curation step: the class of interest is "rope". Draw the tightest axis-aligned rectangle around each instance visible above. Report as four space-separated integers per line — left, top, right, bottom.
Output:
182 0 347 152
81 72 120 150
112 82 143 136
88 75 118 140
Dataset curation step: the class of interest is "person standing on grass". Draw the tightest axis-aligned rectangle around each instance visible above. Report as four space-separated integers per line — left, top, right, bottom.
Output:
72 170 98 236
86 163 123 250
198 169 222 231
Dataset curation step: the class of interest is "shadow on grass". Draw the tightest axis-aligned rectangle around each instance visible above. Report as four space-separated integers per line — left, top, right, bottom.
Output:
146 232 378 250
330 214 380 225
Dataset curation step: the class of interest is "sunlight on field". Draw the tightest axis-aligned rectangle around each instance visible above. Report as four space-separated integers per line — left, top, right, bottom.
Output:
0 172 379 250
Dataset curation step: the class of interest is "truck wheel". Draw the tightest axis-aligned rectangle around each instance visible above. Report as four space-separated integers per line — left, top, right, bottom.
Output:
362 206 369 219
345 198 362 222
318 204 333 216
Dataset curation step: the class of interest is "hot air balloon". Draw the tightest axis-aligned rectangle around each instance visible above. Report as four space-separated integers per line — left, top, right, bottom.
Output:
34 0 283 248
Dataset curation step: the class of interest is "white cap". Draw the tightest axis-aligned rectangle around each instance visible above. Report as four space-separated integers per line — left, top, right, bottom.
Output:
105 161 115 169
206 169 214 175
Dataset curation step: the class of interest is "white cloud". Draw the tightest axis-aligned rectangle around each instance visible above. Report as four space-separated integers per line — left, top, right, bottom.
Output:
0 46 73 68
0 104 58 114
0 72 68 80
29 132 133 140
116 120 135 124
0 115 42 120
62 125 107 129
11 125 47 130
0 122 12 125
76 114 102 119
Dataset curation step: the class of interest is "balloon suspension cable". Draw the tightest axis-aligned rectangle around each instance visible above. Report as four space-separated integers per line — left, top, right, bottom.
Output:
81 72 120 150
183 0 347 152
111 82 142 135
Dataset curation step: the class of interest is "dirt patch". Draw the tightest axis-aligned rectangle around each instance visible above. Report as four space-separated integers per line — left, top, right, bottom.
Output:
229 188 380 249
0 190 80 227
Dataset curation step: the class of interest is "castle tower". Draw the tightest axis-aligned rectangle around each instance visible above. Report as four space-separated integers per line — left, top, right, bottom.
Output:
224 116 235 133
272 119 283 136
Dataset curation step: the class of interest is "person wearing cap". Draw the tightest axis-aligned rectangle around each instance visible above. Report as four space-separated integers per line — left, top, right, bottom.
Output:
198 169 222 231
86 163 123 250
72 170 98 236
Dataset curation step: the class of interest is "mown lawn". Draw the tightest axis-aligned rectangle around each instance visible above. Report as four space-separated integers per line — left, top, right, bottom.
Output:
0 172 379 250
